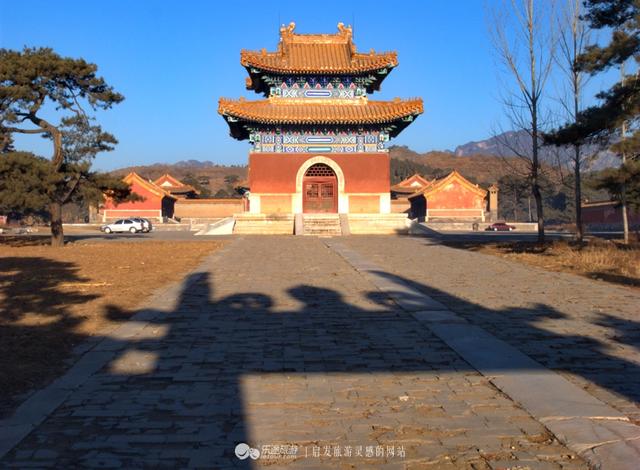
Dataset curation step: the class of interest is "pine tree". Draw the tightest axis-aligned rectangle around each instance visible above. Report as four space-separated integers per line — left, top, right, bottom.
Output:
0 152 52 217
0 47 124 245
0 151 134 222
545 0 640 243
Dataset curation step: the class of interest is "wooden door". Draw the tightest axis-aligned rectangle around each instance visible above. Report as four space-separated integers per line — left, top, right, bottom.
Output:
302 163 338 213
303 179 337 213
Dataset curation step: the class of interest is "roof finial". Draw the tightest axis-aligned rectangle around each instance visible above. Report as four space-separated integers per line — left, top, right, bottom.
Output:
280 22 296 35
337 22 352 37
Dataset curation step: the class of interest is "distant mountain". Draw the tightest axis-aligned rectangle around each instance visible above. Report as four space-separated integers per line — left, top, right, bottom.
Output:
388 146 518 185
453 131 521 158
173 159 232 169
452 130 619 171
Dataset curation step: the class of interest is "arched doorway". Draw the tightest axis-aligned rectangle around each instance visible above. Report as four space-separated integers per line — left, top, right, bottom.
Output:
303 163 338 213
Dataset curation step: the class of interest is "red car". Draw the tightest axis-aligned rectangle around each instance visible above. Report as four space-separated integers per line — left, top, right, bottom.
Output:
485 222 516 231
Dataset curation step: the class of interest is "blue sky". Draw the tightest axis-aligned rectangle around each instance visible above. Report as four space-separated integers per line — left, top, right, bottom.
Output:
1 0 615 170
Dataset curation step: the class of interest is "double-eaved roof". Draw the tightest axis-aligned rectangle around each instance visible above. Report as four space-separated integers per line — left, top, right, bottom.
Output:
241 22 397 76
220 22 423 141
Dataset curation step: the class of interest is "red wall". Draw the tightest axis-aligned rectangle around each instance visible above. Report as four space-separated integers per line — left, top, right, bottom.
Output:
103 179 162 210
583 203 640 225
249 153 390 193
427 181 486 210
174 199 244 218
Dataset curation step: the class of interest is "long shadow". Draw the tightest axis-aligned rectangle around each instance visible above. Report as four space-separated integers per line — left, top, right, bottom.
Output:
595 313 640 352
436 234 640 288
0 257 99 416
585 271 640 288
370 268 640 414
1 254 639 467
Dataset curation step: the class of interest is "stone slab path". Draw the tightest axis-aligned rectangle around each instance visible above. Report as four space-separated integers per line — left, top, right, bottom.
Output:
1 235 638 468
328 238 640 468
340 236 640 425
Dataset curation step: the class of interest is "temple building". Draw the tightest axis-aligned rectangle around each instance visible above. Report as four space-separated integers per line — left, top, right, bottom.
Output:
391 171 498 222
98 172 245 224
154 174 200 199
219 22 422 231
99 172 176 222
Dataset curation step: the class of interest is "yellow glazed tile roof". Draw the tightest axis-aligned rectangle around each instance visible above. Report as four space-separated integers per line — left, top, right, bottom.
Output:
241 22 398 74
218 97 423 125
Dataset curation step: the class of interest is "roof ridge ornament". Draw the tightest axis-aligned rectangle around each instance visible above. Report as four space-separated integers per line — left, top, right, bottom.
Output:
337 22 352 36
280 22 296 36
337 23 356 55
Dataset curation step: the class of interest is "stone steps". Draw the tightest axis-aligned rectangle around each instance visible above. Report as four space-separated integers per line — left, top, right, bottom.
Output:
233 214 293 235
302 214 342 237
347 213 409 234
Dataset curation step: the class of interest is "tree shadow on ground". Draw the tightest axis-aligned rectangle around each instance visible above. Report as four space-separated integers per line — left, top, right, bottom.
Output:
0 233 156 247
370 267 640 418
2 253 639 468
595 313 640 352
0 257 99 416
0 236 53 247
439 236 640 288
584 271 640 287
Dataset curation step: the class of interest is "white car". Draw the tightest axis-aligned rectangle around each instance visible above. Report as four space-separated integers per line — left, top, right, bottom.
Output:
100 219 144 234
130 217 152 232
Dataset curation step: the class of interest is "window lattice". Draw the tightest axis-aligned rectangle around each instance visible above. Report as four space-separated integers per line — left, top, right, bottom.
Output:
305 164 335 177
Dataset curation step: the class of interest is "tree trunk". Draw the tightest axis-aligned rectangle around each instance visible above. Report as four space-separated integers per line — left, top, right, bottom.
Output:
531 144 545 242
620 68 630 245
532 180 545 242
620 138 629 245
621 187 629 244
528 0 544 244
574 144 583 243
50 201 64 247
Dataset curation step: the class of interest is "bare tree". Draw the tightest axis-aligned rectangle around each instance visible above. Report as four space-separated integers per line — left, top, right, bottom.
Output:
554 0 591 242
489 0 557 242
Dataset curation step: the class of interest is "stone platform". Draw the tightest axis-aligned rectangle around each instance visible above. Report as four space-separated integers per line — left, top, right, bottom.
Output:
231 213 408 236
232 213 294 235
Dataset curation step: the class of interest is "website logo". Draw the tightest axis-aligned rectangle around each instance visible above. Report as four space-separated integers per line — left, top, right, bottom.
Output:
235 443 260 460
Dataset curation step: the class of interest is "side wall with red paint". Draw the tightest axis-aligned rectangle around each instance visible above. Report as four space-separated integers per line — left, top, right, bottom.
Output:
248 153 390 193
426 180 486 210
102 179 163 211
583 203 640 225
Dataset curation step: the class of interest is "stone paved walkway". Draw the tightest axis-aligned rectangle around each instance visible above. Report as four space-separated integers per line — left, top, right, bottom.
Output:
0 236 608 468
341 236 640 425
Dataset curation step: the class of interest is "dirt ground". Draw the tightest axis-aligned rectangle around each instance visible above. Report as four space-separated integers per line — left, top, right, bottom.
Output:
0 240 222 416
446 238 640 289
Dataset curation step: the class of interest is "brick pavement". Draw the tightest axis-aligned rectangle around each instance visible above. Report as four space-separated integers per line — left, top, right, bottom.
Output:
1 236 587 468
341 236 640 425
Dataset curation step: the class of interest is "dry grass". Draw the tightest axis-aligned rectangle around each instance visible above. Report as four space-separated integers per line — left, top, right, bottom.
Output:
450 239 640 288
0 240 222 416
